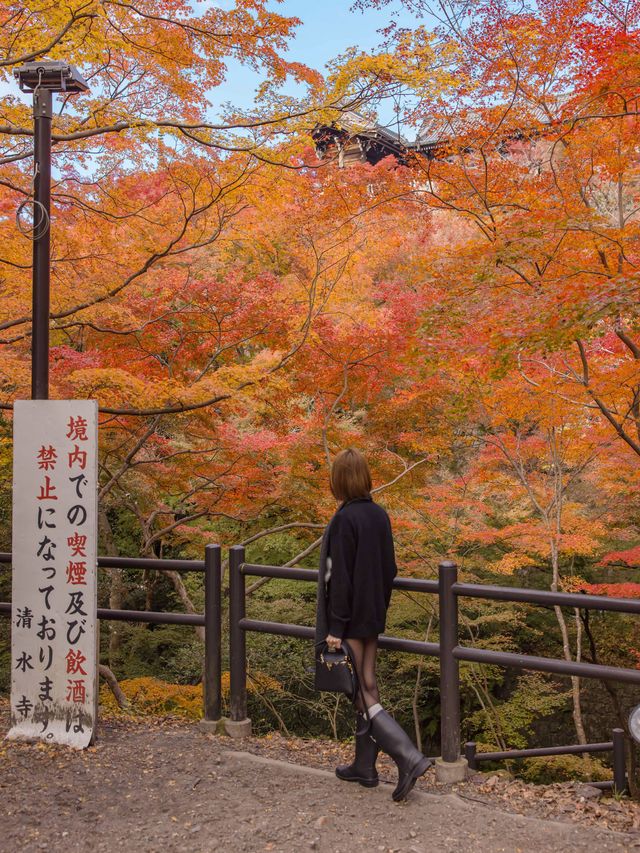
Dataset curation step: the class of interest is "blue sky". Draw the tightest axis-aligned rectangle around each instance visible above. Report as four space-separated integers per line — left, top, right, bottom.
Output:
207 0 424 122
2 0 426 125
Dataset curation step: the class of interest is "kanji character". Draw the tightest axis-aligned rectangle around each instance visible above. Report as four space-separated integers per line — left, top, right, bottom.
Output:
65 591 87 617
66 416 88 442
15 607 33 629
16 695 33 719
66 561 87 585
65 679 86 704
68 445 87 470
37 445 57 471
15 651 33 672
65 649 88 676
67 532 87 557
37 476 58 501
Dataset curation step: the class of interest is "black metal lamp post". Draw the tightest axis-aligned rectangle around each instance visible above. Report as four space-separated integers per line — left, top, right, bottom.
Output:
13 61 89 400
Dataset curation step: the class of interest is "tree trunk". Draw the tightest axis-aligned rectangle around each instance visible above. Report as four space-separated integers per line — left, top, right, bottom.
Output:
98 508 126 672
99 664 130 709
550 539 587 745
552 606 587 746
412 617 434 750
143 568 157 612
166 569 205 642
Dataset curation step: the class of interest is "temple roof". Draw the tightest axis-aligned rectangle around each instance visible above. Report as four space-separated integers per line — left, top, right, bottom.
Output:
313 99 571 164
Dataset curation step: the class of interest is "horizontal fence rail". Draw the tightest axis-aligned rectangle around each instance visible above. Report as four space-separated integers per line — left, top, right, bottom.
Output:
241 562 441 594
0 601 206 625
454 581 640 615
454 647 640 685
231 549 635 792
464 730 627 792
0 552 206 573
0 545 222 723
238 618 440 656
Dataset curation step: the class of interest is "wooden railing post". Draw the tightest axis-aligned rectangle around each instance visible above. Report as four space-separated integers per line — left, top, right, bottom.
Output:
203 544 221 723
436 560 468 782
613 728 627 794
464 741 477 771
226 545 251 737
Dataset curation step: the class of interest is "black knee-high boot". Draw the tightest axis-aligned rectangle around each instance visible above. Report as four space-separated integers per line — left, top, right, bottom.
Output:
335 713 379 787
369 709 431 801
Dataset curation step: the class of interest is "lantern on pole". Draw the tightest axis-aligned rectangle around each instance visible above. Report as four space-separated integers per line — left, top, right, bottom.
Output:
13 61 89 400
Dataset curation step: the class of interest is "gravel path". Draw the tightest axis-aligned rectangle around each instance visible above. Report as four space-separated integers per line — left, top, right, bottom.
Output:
1 719 640 853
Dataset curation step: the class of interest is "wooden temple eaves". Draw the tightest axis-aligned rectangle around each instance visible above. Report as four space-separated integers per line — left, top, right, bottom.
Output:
313 102 568 167
312 113 410 167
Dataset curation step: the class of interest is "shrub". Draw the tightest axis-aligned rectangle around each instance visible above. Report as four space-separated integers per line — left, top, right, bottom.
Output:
100 677 204 718
519 754 610 785
100 672 282 720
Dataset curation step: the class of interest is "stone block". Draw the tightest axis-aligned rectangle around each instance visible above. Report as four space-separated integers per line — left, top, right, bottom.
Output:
435 756 469 784
198 717 228 735
224 717 252 738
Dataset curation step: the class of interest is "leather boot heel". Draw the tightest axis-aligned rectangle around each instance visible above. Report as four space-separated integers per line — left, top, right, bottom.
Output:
392 754 431 802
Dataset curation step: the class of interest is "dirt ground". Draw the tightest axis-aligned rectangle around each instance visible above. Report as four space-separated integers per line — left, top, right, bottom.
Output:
2 710 640 853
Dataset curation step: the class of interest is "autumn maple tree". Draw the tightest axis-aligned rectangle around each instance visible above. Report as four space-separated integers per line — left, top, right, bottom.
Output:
339 0 640 756
2 0 640 778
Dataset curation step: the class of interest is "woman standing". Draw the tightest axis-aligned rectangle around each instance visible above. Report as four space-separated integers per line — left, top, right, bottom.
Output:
315 448 431 801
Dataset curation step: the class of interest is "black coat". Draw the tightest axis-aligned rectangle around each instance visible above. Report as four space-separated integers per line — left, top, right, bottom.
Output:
315 497 397 641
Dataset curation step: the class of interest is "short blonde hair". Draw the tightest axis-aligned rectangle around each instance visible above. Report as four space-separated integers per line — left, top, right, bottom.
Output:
330 448 372 502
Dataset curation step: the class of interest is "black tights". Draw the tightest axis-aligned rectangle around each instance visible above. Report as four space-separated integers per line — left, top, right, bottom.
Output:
346 636 380 713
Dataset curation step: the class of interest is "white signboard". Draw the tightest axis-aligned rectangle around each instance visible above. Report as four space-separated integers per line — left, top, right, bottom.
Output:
8 400 98 748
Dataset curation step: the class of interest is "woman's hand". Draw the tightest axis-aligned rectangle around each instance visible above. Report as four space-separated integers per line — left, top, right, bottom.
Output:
325 634 342 651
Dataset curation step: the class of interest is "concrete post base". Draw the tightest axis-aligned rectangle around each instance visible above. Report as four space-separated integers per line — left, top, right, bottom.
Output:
224 717 252 738
198 717 228 735
435 757 468 784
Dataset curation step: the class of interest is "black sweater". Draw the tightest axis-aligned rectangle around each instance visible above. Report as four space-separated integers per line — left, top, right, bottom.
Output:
322 497 397 639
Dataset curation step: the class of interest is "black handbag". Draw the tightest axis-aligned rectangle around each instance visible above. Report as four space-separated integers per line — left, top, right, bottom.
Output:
315 522 360 702
314 640 358 701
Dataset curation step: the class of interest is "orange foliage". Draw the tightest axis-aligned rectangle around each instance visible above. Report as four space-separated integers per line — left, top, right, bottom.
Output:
598 546 640 568
580 583 640 599
0 0 639 587
100 672 282 719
